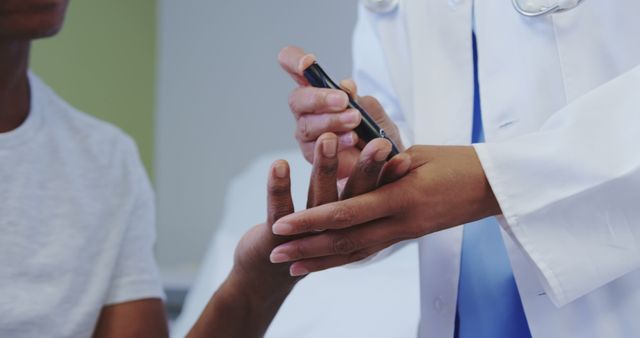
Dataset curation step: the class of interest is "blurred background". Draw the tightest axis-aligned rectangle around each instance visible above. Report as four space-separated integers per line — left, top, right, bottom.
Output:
33 0 355 314
32 1 420 335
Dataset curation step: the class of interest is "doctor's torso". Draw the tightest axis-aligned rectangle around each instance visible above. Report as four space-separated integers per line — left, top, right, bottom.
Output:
352 1 640 337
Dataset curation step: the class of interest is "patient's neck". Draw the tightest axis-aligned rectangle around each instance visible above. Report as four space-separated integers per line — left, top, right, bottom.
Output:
0 39 30 133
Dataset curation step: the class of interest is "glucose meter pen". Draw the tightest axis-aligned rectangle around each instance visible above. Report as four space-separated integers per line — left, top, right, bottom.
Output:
303 62 400 160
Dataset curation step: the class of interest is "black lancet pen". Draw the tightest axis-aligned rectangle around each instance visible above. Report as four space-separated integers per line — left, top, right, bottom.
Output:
303 62 400 160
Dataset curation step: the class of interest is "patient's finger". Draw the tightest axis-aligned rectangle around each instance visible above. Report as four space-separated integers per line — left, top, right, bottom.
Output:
267 160 294 226
340 138 392 200
307 133 339 208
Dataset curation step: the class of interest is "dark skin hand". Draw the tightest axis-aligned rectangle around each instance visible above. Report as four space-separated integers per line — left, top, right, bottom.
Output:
270 145 502 275
187 133 411 338
275 46 501 276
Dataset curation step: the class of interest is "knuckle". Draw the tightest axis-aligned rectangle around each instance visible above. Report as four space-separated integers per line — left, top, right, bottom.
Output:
331 205 356 224
288 91 300 112
349 249 372 262
268 206 287 223
314 90 328 109
332 235 358 254
293 242 307 260
318 160 338 176
288 88 302 114
297 116 312 140
268 181 290 196
321 114 334 130
296 215 314 233
396 222 418 239
361 159 381 175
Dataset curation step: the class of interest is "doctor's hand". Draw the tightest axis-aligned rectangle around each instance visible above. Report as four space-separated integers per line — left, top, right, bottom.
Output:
269 145 502 275
278 46 404 178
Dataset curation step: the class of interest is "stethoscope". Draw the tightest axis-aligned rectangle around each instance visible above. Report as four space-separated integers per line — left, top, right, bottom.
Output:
511 0 585 17
364 0 585 16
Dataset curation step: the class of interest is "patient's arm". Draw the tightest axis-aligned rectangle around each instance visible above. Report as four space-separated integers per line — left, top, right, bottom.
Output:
93 299 168 338
185 158 298 338
186 133 410 338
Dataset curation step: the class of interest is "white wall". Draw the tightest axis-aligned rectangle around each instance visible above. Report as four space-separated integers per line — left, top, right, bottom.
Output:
155 0 358 283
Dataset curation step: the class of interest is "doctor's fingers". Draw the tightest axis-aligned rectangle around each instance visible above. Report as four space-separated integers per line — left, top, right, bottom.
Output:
358 96 404 151
340 138 392 200
278 46 316 86
295 110 362 143
266 160 295 226
289 87 350 117
270 217 406 265
272 180 408 236
307 133 340 208
288 240 396 276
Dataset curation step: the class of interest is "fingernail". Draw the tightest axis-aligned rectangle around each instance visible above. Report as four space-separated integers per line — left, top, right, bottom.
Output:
274 162 287 178
340 110 360 126
273 222 293 235
290 264 310 277
270 250 292 263
326 92 347 108
374 148 389 162
298 54 316 73
339 132 357 146
322 138 337 158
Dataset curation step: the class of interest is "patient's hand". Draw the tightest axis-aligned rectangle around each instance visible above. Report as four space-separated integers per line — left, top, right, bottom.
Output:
187 133 410 338
235 134 411 282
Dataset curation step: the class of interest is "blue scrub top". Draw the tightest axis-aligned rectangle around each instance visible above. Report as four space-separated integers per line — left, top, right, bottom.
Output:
454 34 532 338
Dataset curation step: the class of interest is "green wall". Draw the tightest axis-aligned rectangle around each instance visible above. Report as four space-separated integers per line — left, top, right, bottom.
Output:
31 1 157 178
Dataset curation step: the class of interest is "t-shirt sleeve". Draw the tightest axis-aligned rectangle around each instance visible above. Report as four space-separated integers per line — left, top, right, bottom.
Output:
104 138 165 306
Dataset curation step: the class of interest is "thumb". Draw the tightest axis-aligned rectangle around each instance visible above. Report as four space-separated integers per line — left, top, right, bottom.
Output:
358 95 404 151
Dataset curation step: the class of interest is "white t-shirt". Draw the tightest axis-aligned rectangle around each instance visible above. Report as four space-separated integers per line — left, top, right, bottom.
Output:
0 73 165 337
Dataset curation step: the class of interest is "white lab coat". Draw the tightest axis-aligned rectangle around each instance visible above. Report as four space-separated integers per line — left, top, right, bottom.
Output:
352 0 640 337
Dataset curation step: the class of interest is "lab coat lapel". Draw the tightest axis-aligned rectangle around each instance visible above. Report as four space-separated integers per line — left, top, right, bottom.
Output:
366 1 415 135
404 0 430 144
405 0 474 146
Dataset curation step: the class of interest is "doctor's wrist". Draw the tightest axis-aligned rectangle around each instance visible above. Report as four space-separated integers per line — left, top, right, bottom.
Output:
405 145 502 231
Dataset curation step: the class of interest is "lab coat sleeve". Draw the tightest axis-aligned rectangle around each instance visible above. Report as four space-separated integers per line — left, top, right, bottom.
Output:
474 64 640 307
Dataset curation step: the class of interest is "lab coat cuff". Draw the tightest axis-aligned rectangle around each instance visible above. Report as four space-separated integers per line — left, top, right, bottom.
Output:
473 143 569 307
